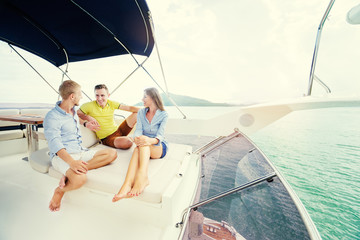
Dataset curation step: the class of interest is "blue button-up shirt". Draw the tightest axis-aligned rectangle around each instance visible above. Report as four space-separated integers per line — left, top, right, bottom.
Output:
43 101 84 159
134 108 168 148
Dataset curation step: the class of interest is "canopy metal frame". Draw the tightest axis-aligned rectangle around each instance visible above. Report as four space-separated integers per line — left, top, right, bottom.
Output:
71 0 187 118
6 0 186 118
8 43 93 101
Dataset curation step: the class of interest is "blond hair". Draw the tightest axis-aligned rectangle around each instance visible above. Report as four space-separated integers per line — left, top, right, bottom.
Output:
59 80 81 100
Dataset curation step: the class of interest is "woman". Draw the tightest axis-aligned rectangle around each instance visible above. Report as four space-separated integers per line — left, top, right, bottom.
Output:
112 88 168 202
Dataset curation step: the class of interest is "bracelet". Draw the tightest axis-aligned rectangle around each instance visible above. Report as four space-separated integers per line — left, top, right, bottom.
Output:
83 121 88 127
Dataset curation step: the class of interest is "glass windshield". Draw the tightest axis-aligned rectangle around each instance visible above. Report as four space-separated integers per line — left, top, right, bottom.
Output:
182 133 311 240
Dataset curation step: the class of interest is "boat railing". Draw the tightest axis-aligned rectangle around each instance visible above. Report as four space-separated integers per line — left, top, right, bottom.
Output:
193 129 241 155
313 75 331 94
307 0 335 95
175 172 277 230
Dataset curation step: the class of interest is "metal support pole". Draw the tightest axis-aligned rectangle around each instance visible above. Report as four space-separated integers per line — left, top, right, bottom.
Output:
307 0 335 96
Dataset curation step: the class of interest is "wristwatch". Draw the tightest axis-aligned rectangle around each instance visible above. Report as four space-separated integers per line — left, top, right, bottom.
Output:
83 121 88 127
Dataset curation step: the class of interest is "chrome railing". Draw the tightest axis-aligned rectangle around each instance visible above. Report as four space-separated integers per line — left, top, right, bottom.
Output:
176 172 277 229
307 0 335 96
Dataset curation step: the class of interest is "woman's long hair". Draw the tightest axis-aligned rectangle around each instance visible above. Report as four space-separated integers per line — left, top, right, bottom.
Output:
144 88 165 111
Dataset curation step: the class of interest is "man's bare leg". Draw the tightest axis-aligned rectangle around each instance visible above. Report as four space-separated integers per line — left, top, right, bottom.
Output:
49 170 87 212
126 113 137 128
112 113 136 149
87 148 117 170
59 175 67 189
50 149 116 211
112 147 140 202
114 136 133 149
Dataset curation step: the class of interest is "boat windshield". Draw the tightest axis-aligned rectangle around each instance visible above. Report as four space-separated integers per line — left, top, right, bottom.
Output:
181 132 312 240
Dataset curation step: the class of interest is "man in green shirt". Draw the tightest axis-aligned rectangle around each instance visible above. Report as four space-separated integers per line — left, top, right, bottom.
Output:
78 84 140 149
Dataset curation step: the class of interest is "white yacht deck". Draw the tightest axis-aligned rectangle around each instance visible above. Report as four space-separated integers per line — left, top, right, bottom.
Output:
0 122 201 240
0 153 164 240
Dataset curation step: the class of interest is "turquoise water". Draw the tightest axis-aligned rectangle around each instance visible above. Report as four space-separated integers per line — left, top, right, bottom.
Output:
251 108 360 240
167 106 360 239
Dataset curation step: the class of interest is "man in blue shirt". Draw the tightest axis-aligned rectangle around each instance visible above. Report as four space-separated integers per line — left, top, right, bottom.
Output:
44 80 117 212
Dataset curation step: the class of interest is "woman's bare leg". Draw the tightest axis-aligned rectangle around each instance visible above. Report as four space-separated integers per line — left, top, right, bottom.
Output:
112 147 140 202
129 145 163 196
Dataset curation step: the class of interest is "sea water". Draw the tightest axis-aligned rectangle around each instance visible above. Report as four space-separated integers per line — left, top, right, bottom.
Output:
250 107 360 240
167 106 360 240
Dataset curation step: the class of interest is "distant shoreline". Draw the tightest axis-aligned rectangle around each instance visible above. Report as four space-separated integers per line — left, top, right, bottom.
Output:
0 92 251 109
0 102 53 109
135 92 247 107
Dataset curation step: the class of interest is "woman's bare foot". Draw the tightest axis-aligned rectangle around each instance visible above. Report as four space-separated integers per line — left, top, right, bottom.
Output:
59 175 67 189
129 173 149 197
112 183 132 202
49 187 64 212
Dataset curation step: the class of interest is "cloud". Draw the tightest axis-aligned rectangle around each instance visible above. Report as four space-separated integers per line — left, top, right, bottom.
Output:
0 0 359 105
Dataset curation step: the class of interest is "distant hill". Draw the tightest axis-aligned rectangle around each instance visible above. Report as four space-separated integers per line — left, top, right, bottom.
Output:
0 102 53 109
135 92 239 107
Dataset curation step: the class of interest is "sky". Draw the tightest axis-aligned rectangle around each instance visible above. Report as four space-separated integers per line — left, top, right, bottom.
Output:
0 0 359 106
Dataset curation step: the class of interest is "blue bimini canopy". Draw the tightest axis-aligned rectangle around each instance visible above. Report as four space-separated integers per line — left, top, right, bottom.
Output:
0 0 154 67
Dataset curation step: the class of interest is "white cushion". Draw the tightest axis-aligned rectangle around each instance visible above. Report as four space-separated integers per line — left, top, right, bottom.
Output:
47 143 192 204
79 124 99 148
0 130 24 141
29 116 192 204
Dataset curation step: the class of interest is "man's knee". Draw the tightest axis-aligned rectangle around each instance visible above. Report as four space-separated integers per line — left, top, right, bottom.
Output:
114 137 133 149
78 174 87 186
103 148 117 163
120 140 133 150
67 173 87 188
108 148 117 162
123 138 133 149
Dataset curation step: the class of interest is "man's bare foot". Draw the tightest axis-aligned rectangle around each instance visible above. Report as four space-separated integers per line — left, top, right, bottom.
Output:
49 187 64 212
129 173 149 197
112 184 132 202
59 175 67 189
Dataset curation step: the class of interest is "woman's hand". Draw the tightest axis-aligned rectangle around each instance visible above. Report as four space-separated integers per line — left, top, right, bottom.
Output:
134 135 152 147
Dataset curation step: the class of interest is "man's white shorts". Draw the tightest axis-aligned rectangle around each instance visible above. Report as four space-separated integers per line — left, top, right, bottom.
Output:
51 150 97 175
